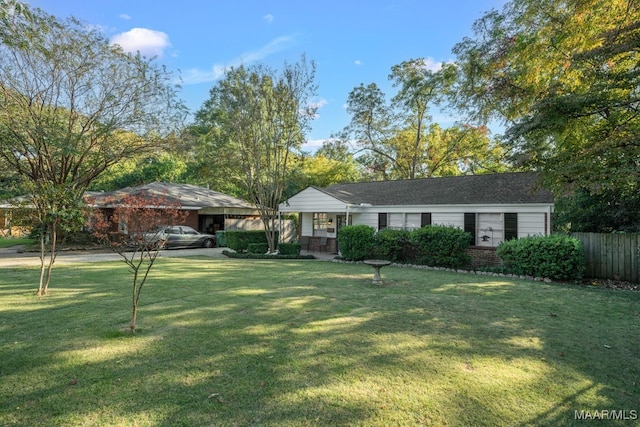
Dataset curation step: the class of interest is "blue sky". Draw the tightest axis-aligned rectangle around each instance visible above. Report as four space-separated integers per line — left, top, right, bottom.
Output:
25 0 507 151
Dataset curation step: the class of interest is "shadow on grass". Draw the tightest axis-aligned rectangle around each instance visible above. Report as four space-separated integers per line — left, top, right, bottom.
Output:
1 259 639 425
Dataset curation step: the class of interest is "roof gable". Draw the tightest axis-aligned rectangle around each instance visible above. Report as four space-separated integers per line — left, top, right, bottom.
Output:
321 173 553 206
279 186 348 212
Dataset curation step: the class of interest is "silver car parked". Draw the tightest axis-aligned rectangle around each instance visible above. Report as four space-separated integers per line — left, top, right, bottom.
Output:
154 225 216 249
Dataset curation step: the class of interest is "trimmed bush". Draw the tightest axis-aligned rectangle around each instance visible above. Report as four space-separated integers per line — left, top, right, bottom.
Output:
338 225 375 261
411 225 472 268
496 234 585 280
372 228 412 263
278 242 301 256
248 243 269 254
225 231 278 253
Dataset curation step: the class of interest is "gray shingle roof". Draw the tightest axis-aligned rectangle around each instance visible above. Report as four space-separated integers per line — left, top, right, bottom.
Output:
318 172 553 206
90 182 256 210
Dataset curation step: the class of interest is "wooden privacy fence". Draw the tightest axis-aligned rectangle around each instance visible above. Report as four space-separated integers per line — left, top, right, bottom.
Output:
571 233 640 283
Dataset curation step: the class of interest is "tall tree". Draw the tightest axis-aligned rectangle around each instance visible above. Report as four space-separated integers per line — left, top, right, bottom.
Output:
0 1 185 294
452 0 640 196
345 61 507 180
198 56 317 252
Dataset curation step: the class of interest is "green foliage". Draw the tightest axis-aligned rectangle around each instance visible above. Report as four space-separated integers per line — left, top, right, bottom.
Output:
372 228 412 263
452 0 640 196
193 56 316 252
337 225 375 261
496 234 586 280
553 188 640 233
344 63 508 180
411 225 472 268
90 153 189 191
248 243 269 254
284 152 362 199
225 231 278 253
278 242 301 256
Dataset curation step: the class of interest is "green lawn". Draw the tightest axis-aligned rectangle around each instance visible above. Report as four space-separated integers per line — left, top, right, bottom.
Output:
1 258 638 426
0 237 33 249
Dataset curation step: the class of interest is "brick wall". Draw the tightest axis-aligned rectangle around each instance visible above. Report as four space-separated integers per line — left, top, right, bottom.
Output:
467 246 501 268
184 211 199 230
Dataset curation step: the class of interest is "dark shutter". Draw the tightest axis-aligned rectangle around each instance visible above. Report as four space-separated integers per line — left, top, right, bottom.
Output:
464 213 476 246
421 213 432 227
378 213 387 230
504 213 518 240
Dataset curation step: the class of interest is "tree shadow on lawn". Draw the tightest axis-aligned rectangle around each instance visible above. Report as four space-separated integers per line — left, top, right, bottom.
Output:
1 260 639 425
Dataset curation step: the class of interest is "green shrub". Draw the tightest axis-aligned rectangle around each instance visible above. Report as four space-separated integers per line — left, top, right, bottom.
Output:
224 231 278 253
248 243 269 254
338 225 375 261
278 242 301 256
496 234 585 280
411 225 472 268
372 228 412 263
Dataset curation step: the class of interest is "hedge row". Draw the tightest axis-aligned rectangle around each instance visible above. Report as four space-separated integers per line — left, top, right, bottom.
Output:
338 225 471 268
225 231 278 253
338 225 586 279
224 231 302 257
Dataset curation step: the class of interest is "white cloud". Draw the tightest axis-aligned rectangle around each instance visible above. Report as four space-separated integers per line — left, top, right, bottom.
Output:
415 57 446 72
119 14 132 20
354 60 362 65
306 98 328 119
181 35 296 85
110 28 171 59
263 14 274 23
309 98 328 110
302 138 328 152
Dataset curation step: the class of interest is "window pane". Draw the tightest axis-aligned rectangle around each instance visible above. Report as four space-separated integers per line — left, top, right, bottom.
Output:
313 213 328 236
464 213 476 246
378 213 387 230
504 213 518 240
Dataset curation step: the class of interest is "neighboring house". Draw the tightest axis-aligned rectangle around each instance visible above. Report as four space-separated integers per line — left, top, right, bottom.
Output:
88 182 262 235
279 172 554 253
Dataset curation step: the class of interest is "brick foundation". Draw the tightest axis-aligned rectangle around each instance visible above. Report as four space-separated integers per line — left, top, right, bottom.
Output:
467 246 501 268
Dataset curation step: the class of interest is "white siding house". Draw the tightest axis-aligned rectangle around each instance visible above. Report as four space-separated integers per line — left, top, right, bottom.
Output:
279 172 554 253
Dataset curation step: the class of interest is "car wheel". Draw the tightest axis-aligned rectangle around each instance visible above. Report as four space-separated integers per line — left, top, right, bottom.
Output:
203 239 214 248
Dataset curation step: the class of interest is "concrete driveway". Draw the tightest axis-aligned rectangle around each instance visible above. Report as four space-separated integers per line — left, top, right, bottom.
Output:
0 246 227 268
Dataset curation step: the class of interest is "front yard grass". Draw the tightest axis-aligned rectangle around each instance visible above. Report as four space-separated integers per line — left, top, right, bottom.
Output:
0 237 33 248
1 258 638 426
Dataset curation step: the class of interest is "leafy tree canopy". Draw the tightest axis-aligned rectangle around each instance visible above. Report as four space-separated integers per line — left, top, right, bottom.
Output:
344 60 508 180
452 0 640 196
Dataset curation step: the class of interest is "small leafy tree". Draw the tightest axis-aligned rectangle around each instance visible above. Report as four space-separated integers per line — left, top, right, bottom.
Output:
12 182 86 295
90 192 187 332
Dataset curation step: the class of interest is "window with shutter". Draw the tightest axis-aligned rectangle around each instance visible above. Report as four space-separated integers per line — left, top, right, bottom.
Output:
464 213 476 245
378 213 387 230
421 213 432 227
504 213 518 240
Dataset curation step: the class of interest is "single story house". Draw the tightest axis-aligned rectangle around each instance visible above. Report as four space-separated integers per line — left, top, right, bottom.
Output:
88 182 262 234
278 172 554 253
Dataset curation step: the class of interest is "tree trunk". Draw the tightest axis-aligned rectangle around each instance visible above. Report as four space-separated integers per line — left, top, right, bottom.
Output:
42 224 57 295
130 271 139 332
36 227 46 296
